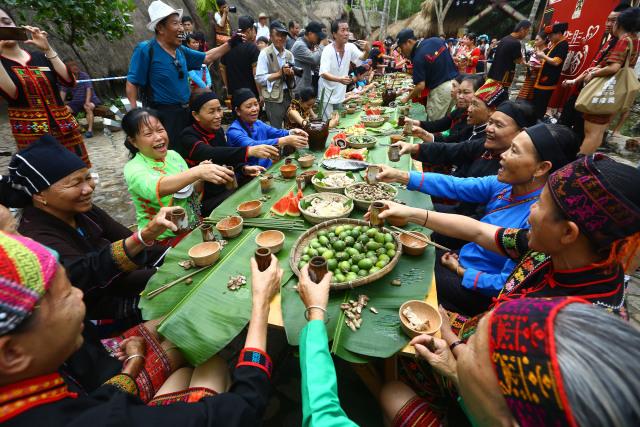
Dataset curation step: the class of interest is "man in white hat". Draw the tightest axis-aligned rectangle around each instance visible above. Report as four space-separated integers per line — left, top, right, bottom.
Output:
256 13 270 41
126 0 242 156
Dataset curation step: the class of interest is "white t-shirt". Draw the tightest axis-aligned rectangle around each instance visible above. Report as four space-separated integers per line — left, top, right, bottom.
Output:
257 23 270 40
318 42 363 104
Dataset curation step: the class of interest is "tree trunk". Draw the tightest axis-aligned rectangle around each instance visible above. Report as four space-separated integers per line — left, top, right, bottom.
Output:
528 0 543 22
434 0 455 36
380 0 391 40
395 0 399 22
359 0 372 39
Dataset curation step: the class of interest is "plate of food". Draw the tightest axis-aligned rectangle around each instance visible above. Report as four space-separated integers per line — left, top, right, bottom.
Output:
360 115 388 128
344 182 399 210
298 192 354 224
311 171 357 194
347 135 377 149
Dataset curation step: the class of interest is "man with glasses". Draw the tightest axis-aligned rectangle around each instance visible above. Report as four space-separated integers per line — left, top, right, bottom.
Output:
126 1 240 156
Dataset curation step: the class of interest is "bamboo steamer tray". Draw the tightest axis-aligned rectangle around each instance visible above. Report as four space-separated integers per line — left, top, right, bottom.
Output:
298 192 354 225
289 218 402 291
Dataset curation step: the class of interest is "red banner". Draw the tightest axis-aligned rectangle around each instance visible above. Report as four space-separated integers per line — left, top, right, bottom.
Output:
541 0 619 108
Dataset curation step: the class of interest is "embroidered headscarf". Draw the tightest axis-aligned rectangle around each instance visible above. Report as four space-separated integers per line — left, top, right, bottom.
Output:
0 232 58 335
489 297 589 427
474 80 508 108
548 154 640 251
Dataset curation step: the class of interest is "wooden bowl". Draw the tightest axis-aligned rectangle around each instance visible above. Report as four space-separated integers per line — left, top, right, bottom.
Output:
399 231 428 256
390 134 405 144
297 155 316 168
280 164 298 179
215 215 243 238
255 230 285 253
237 200 263 218
188 241 222 267
300 170 319 184
399 300 442 337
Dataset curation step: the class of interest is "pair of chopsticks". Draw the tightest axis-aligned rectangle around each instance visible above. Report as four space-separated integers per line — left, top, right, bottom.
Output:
390 226 452 252
142 265 211 299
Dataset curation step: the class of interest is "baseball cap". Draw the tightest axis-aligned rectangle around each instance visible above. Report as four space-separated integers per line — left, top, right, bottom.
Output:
238 15 255 31
397 28 416 45
270 20 290 36
305 21 327 40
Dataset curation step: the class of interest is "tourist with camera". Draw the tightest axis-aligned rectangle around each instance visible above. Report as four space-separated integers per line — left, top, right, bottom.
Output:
221 16 261 99
255 20 297 128
291 21 329 97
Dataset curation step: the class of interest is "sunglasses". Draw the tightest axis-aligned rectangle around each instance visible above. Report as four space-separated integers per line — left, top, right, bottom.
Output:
173 59 184 79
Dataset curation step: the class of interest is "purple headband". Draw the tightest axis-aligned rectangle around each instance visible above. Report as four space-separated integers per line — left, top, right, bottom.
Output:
548 154 640 250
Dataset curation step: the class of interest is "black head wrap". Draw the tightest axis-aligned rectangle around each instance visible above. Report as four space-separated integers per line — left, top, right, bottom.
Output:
0 135 87 207
190 91 218 113
524 123 577 172
496 101 537 129
232 88 257 110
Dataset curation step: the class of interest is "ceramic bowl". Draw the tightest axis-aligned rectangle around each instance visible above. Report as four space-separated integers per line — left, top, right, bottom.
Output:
300 170 319 184
389 134 405 144
387 215 410 227
255 230 286 254
188 241 222 267
398 231 428 256
298 155 316 168
215 215 243 238
399 300 442 338
280 164 298 179
237 200 263 218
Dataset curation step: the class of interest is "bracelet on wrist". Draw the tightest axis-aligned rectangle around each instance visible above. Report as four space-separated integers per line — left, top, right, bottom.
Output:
304 305 329 324
45 51 58 60
449 340 464 352
422 210 430 228
123 354 146 365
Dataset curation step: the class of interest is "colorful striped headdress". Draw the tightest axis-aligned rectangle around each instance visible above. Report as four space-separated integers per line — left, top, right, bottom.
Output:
475 80 507 108
489 297 589 427
0 232 58 335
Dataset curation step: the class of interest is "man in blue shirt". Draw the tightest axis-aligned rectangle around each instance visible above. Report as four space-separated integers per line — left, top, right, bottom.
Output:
126 1 239 156
397 28 458 122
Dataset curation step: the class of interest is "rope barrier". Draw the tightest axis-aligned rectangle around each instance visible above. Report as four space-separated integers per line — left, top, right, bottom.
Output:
76 76 128 83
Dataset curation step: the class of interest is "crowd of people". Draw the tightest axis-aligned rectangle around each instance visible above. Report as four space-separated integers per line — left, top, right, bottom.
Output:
0 0 640 426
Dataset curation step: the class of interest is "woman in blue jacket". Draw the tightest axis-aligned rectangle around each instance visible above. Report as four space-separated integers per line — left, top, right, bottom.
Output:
375 123 580 315
226 88 309 168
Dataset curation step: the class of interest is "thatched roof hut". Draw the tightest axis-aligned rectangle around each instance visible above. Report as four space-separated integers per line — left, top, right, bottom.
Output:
375 0 473 39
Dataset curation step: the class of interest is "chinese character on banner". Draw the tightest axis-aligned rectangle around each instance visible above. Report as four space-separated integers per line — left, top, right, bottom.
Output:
542 0 620 108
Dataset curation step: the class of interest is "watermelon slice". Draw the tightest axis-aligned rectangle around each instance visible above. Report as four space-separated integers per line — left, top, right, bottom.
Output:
296 189 304 200
287 195 301 217
271 194 290 216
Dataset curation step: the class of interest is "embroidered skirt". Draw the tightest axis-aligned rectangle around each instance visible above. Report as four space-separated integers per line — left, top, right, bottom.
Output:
148 387 217 406
393 395 444 427
517 72 536 101
9 107 91 167
101 324 173 403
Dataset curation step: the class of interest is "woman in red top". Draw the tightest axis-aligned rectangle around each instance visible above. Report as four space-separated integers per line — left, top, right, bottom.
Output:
580 7 640 154
455 33 481 74
0 8 90 166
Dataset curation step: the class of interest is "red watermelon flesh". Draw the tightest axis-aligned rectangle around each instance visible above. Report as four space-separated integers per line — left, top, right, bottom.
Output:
270 194 290 216
287 195 301 216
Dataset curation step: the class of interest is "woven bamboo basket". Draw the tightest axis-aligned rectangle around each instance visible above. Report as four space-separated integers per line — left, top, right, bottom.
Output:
344 182 399 211
298 193 354 224
289 218 402 291
360 115 387 128
311 171 357 194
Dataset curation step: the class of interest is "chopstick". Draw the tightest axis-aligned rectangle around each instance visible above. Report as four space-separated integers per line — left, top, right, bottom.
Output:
142 265 211 299
390 226 452 252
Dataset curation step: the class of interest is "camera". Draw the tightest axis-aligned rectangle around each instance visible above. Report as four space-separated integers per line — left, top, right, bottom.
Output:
285 62 304 78
228 6 237 13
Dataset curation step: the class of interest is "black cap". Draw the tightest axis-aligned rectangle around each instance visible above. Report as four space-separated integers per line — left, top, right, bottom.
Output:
270 20 290 37
551 22 569 34
238 15 255 31
305 21 327 40
397 28 416 45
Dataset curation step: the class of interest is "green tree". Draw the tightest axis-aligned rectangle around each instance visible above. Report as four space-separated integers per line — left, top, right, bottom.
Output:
5 0 135 72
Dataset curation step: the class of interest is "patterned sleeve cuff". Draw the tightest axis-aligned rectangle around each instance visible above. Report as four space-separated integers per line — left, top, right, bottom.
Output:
237 348 273 379
494 227 528 260
104 373 139 396
111 239 139 272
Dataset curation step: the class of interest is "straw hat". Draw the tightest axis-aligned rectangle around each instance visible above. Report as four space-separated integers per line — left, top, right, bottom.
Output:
258 12 269 19
147 0 183 32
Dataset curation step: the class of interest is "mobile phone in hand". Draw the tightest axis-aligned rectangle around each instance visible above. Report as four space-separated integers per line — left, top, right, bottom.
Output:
0 27 28 41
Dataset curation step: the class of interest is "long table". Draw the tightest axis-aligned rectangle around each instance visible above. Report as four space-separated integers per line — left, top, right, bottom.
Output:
140 100 437 366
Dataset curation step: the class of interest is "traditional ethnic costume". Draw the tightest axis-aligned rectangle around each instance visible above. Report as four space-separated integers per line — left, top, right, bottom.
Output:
531 23 569 119
284 98 314 129
0 51 90 166
0 232 273 426
418 107 471 144
395 297 591 427
517 49 544 101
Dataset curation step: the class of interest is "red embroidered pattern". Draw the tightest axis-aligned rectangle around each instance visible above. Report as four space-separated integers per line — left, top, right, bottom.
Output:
0 373 77 422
